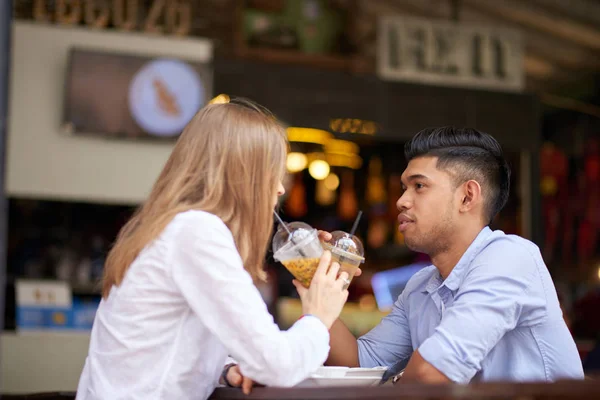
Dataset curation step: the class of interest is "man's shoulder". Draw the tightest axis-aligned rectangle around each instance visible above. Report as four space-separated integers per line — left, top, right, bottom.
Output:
478 230 542 265
467 229 546 284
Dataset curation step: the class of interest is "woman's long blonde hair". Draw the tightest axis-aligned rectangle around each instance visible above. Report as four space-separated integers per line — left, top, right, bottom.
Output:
102 98 287 298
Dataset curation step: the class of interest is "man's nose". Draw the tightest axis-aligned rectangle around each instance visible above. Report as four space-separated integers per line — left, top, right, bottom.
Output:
396 192 411 211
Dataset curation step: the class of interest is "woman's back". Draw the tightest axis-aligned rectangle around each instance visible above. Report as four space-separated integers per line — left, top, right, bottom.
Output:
78 211 235 399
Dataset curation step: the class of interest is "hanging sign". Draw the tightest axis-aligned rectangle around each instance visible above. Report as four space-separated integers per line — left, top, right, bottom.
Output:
377 15 524 92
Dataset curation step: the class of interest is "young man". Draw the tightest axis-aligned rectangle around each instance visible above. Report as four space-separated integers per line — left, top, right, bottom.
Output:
325 127 584 383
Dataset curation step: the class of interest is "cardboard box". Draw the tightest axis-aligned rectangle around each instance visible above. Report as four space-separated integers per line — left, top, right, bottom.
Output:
16 280 100 332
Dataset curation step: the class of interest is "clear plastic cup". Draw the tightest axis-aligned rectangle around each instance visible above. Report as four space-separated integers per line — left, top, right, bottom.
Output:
321 231 365 286
272 222 324 288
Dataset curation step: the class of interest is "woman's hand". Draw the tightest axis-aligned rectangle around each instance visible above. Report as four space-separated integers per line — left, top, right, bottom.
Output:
223 364 256 395
317 230 362 277
292 251 349 329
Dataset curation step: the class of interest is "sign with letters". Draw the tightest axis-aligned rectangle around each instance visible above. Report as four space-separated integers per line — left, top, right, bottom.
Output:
30 0 191 36
377 15 524 92
329 118 378 136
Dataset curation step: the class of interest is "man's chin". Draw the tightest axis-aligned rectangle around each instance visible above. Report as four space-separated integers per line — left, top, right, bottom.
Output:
404 238 428 255
403 239 419 252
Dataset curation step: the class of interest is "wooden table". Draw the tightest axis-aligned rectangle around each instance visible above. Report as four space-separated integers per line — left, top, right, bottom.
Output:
3 379 599 399
210 380 600 400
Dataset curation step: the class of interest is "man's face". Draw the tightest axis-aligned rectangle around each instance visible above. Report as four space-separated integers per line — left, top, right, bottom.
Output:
397 156 459 256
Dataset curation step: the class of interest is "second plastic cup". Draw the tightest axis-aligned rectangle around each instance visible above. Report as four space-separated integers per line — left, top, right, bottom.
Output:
272 222 324 288
321 231 365 285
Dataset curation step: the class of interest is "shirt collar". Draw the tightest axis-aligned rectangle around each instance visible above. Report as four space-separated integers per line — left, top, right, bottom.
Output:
424 272 443 294
421 226 493 294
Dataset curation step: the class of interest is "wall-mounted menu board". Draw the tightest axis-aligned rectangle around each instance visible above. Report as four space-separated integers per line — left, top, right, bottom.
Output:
63 48 212 140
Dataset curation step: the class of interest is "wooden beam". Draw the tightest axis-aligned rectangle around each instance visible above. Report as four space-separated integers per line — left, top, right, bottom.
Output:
524 54 556 80
461 0 600 51
539 92 600 119
529 0 600 29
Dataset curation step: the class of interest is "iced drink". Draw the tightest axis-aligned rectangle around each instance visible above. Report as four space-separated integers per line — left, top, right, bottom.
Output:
272 222 324 288
321 231 365 286
280 257 322 288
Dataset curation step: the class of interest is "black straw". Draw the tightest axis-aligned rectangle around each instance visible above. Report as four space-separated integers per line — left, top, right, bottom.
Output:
349 210 363 236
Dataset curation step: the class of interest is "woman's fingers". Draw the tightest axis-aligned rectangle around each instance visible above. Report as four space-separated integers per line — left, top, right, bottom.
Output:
242 376 254 395
335 271 350 290
292 279 307 296
227 365 255 394
312 251 332 282
227 365 243 387
326 261 341 280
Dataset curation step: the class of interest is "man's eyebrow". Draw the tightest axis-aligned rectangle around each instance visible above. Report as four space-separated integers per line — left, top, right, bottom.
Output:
401 174 430 185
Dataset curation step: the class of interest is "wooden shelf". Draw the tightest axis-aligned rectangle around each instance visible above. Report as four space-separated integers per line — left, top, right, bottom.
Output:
230 0 371 74
233 47 374 74
233 46 374 74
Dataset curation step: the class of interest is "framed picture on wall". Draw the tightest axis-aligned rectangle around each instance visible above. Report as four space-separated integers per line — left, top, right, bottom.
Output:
62 48 212 140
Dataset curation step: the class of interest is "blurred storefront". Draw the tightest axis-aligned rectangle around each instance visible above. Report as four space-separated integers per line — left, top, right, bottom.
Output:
2 0 600 393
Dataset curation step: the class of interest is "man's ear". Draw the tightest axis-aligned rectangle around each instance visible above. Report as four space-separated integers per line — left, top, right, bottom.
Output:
459 180 482 213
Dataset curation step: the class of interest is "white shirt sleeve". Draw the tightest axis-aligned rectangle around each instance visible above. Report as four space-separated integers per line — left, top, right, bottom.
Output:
170 212 330 387
224 356 237 366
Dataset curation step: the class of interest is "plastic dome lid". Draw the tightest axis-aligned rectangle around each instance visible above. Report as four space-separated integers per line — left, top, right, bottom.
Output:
323 231 365 260
272 221 317 254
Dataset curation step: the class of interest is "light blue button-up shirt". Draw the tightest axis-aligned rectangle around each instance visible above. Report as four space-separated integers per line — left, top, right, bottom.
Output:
358 227 584 383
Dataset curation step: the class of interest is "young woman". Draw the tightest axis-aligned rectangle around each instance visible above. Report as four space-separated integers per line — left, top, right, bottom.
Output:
76 98 351 399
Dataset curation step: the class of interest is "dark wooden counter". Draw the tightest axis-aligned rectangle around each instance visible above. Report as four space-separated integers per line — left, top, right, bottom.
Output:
3 378 599 399
210 379 600 400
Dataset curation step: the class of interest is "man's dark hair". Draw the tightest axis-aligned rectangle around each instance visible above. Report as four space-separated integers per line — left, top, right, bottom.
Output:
404 127 511 224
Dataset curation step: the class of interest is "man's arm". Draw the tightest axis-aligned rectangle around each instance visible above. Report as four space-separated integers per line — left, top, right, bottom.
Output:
325 319 360 367
408 246 540 383
400 350 451 384
327 291 413 368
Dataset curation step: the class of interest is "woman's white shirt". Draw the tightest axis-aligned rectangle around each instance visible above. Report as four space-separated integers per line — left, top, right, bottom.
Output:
76 210 330 400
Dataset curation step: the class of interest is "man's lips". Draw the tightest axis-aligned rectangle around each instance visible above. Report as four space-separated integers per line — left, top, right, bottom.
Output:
397 214 414 232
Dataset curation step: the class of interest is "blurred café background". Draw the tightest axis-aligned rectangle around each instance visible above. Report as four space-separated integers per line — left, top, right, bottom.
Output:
0 0 599 394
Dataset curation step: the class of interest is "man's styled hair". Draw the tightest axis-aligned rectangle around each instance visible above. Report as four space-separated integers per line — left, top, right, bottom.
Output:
404 127 511 224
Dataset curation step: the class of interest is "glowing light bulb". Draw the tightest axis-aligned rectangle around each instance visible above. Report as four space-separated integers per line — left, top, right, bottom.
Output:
286 152 307 173
324 173 340 191
308 160 330 180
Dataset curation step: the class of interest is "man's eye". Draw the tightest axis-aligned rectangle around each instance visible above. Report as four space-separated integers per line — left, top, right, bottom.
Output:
415 183 425 189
